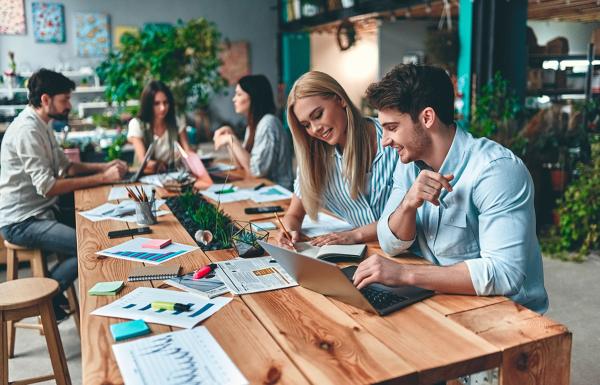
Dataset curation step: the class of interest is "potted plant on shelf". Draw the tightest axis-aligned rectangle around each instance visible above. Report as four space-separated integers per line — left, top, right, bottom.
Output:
231 221 268 258
96 19 227 114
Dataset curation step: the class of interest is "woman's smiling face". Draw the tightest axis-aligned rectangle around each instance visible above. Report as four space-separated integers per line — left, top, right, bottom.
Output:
292 95 348 146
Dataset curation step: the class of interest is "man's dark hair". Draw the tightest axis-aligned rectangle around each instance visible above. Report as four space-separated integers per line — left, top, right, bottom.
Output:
27 68 76 108
366 64 455 125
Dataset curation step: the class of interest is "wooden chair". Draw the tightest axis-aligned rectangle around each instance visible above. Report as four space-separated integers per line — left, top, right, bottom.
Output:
3 240 80 358
0 277 72 385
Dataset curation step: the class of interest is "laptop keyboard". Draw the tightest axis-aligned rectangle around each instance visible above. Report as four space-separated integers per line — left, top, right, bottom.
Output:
360 286 408 310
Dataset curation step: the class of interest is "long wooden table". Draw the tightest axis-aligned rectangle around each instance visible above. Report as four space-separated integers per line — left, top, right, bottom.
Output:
75 176 571 385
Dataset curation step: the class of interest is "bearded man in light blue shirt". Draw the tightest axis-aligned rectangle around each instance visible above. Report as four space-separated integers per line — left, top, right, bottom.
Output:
353 64 548 314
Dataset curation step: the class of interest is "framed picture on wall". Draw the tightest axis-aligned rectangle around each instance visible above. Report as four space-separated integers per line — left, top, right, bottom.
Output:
0 0 26 35
75 13 111 57
219 41 250 86
32 2 65 43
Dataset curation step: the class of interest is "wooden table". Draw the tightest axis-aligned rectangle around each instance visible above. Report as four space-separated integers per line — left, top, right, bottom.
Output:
75 177 571 385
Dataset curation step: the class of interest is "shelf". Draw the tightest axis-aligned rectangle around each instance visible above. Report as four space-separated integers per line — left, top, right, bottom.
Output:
0 105 26 110
0 86 105 94
77 100 139 118
527 88 585 96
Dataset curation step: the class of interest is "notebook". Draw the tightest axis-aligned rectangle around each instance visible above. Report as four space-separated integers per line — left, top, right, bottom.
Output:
110 319 151 341
128 265 180 282
295 243 367 262
164 271 229 299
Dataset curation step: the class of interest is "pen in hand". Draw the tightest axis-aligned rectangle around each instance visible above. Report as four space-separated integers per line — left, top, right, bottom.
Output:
275 212 297 251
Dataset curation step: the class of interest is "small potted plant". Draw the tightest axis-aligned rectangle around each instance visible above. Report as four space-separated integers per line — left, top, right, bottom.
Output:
61 140 81 163
231 221 268 258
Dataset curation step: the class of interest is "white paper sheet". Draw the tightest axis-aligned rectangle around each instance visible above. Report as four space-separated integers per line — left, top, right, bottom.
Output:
78 200 168 223
108 185 155 201
139 172 186 188
96 237 197 265
207 163 237 173
92 287 231 329
112 327 248 385
301 212 354 237
215 256 297 295
245 185 293 203
200 186 251 203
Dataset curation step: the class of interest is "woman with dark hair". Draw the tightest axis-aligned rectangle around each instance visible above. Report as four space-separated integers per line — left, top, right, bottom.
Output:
213 74 293 190
127 80 191 173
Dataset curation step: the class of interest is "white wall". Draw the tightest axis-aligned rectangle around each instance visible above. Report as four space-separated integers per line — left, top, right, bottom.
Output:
528 20 600 54
310 29 379 108
0 0 279 127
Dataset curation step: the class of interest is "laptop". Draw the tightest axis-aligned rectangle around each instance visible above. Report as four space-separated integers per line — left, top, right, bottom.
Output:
114 142 155 184
258 241 434 316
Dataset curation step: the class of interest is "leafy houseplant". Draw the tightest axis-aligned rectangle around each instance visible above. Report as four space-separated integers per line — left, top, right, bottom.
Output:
96 19 227 112
105 133 127 161
542 136 600 261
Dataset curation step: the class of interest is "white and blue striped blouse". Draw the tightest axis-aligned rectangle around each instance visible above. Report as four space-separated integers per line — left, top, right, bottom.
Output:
294 118 398 228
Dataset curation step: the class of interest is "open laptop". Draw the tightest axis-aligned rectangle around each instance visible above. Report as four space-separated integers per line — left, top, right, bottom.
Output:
114 142 155 184
258 241 434 316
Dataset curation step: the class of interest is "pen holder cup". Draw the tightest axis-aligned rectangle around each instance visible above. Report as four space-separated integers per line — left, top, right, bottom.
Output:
135 201 157 226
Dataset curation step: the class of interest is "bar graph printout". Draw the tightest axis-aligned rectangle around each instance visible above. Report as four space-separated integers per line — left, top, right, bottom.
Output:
113 327 248 385
91 287 231 329
96 237 198 265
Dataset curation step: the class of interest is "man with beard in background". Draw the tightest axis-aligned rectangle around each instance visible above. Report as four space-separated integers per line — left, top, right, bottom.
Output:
0 69 127 320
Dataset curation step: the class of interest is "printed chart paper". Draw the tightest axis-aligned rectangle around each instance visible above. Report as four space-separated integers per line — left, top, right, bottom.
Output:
92 287 231 329
113 327 248 385
96 237 197 265
216 256 297 295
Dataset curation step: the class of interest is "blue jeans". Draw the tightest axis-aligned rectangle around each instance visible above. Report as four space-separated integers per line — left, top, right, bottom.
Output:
1 216 78 292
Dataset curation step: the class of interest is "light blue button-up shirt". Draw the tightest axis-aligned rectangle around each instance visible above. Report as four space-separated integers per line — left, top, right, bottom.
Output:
377 127 548 314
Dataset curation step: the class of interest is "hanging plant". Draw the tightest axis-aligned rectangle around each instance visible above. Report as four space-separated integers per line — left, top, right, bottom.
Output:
96 18 227 112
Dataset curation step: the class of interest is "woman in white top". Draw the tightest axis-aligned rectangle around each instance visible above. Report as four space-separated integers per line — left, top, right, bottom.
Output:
213 75 293 190
127 80 191 174
276 71 398 248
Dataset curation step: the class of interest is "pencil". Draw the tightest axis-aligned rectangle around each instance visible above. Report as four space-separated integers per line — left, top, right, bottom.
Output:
274 212 296 251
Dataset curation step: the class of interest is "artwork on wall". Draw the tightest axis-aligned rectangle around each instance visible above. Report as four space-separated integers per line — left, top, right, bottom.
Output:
0 0 26 35
32 2 65 43
219 41 250 85
75 13 111 57
114 25 138 49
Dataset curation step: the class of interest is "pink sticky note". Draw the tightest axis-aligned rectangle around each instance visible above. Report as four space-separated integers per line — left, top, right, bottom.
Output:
141 239 172 249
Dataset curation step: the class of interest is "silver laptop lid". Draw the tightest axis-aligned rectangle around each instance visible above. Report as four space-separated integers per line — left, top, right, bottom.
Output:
130 141 155 182
258 241 376 313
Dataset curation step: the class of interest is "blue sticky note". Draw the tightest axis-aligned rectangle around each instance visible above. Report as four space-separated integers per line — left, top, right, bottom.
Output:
110 319 150 342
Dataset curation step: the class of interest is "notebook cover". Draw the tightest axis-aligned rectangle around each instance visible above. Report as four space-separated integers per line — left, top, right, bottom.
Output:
128 265 180 282
110 319 151 341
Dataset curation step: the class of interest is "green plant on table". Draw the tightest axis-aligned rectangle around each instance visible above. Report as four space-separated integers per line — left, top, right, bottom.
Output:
96 19 227 112
105 133 127 161
542 135 600 261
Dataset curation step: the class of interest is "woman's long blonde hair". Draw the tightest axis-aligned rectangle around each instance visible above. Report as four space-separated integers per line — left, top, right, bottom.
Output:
287 71 374 220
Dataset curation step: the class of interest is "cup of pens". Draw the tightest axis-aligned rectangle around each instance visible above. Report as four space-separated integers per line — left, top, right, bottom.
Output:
126 186 157 226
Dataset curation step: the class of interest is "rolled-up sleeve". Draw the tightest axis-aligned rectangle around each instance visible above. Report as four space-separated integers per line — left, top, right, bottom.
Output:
16 129 57 197
249 121 277 178
464 158 533 296
377 165 415 255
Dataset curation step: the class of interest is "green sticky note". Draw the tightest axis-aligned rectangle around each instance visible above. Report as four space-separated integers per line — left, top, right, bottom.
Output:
110 319 150 341
88 281 124 296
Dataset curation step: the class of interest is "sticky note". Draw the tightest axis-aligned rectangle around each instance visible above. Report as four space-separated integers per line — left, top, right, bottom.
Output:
110 319 151 341
141 239 172 249
88 281 124 296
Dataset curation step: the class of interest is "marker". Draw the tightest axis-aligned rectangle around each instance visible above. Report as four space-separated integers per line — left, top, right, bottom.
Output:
192 263 217 280
253 182 266 190
151 301 191 312
215 187 235 194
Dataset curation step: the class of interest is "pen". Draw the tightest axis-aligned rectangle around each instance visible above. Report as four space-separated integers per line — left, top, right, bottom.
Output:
253 182 265 190
275 212 297 251
215 187 235 194
192 263 217 280
151 301 191 312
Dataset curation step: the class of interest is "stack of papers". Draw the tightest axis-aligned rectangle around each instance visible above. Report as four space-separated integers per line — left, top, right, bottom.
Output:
108 185 155 201
139 171 187 187
78 199 169 223
88 281 125 296
96 237 198 265
200 184 293 204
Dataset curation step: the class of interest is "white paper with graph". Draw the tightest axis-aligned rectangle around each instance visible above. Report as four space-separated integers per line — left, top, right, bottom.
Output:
112 327 248 385
215 256 297 295
91 287 231 329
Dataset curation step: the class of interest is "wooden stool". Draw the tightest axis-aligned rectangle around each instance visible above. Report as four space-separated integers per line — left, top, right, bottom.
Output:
0 278 72 385
3 240 80 358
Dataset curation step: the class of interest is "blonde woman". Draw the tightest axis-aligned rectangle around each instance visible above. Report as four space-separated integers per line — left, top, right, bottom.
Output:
277 71 398 248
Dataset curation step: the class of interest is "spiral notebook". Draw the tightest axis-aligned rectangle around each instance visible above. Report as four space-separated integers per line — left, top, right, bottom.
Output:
128 265 180 282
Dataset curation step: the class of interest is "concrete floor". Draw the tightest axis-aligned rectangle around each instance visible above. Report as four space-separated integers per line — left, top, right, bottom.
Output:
2 254 599 385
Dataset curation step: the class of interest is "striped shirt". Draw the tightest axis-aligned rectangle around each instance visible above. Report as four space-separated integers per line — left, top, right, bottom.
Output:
294 118 398 227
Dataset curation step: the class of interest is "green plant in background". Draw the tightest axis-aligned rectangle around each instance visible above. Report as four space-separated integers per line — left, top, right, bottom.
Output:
96 19 227 113
542 135 600 261
105 133 127 161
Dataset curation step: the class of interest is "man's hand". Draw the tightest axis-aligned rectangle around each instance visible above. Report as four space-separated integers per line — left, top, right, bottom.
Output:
104 159 128 174
310 230 360 246
402 171 453 210
102 163 127 183
353 254 408 290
